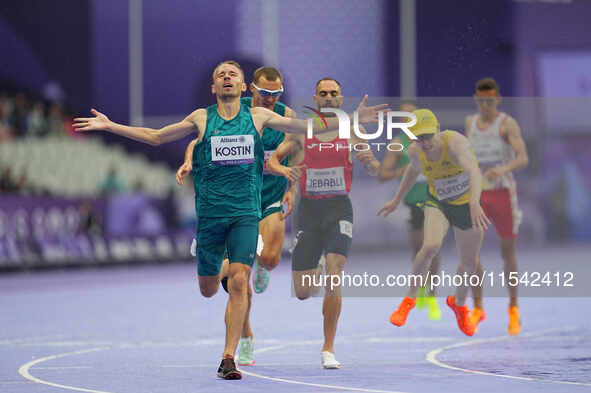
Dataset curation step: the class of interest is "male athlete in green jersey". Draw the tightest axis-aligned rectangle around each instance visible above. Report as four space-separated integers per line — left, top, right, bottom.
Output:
74 60 387 380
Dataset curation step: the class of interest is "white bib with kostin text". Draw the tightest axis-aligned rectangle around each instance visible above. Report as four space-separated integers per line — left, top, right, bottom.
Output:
210 135 254 166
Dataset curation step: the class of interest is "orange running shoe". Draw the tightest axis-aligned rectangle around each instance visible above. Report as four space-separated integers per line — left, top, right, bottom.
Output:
470 307 487 327
390 297 416 327
508 306 522 335
446 296 476 336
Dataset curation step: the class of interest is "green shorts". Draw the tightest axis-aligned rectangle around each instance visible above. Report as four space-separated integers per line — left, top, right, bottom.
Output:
196 215 259 276
261 199 283 220
405 202 425 231
425 193 473 230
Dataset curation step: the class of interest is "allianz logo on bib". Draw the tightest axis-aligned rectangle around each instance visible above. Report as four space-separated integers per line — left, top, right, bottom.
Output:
219 136 245 143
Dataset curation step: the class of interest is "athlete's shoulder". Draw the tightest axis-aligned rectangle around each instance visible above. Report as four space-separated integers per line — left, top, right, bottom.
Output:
500 113 519 130
240 96 252 106
446 129 470 144
186 108 207 123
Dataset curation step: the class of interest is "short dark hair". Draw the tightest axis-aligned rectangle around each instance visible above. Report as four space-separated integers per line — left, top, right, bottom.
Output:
253 67 282 84
315 77 342 92
476 77 500 93
212 60 244 82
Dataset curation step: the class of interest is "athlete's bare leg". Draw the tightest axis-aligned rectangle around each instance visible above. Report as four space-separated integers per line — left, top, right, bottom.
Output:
501 238 518 308
322 253 345 353
453 226 484 307
223 263 251 357
257 211 285 271
407 207 449 298
409 228 441 296
293 264 323 300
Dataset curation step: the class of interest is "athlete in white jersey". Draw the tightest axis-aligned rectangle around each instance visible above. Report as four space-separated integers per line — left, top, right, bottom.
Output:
465 78 529 335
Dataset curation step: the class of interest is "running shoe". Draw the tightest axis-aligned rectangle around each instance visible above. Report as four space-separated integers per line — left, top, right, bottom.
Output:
237 337 255 366
321 351 341 369
253 260 270 294
470 307 486 326
216 355 241 380
389 297 416 327
508 306 522 336
446 295 476 336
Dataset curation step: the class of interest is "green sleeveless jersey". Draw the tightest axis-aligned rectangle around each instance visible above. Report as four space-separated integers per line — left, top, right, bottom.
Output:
193 102 264 218
396 133 428 206
241 97 289 205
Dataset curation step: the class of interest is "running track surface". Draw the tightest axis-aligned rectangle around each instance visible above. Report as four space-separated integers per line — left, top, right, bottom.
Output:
1 246 590 393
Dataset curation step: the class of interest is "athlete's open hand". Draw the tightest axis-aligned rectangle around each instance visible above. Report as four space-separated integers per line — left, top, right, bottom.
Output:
73 109 111 132
356 95 390 124
377 198 400 217
281 164 304 183
470 202 491 232
176 162 192 185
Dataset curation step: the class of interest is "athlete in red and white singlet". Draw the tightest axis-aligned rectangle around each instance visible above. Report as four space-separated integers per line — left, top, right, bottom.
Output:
267 78 379 369
465 77 529 335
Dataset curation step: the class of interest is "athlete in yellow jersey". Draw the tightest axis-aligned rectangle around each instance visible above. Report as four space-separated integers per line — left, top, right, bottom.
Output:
378 109 490 336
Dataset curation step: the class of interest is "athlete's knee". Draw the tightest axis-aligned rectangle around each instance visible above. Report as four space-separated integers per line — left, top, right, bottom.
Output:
294 287 312 301
258 249 280 270
293 272 316 300
325 257 345 275
199 282 219 298
228 269 249 294
420 242 442 259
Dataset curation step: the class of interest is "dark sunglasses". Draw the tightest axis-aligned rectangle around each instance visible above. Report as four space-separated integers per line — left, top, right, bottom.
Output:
252 83 284 97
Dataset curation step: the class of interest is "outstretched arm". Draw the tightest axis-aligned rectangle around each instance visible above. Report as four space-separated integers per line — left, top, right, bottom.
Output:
74 108 203 146
256 95 389 135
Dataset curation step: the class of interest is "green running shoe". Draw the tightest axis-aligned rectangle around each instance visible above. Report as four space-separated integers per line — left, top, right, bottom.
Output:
253 260 270 294
237 337 255 366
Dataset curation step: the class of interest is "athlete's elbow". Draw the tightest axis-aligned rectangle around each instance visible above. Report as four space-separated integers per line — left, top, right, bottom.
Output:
149 133 163 146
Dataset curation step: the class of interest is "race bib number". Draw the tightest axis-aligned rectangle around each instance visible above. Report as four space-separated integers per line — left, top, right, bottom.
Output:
434 172 470 202
263 150 275 174
210 135 254 165
339 220 353 238
472 140 504 166
305 167 346 196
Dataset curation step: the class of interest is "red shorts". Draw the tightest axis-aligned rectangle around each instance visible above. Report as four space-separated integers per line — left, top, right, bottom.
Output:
481 188 521 239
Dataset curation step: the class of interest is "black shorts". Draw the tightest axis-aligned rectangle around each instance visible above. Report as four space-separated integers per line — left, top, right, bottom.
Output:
292 196 353 271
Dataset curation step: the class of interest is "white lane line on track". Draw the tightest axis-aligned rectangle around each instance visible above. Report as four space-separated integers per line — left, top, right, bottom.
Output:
18 347 112 393
0 335 65 346
239 339 411 393
240 369 410 393
426 326 591 387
